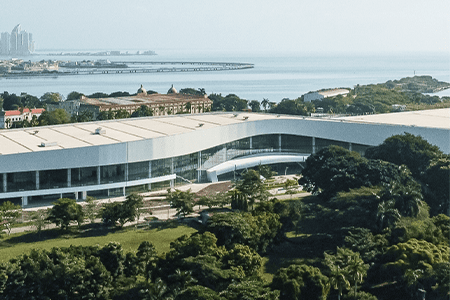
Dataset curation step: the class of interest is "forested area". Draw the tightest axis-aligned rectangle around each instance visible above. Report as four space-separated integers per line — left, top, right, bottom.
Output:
0 133 448 299
1 76 449 129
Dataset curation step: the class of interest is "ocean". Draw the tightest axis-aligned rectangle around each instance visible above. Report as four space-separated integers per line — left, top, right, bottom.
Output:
1 50 449 102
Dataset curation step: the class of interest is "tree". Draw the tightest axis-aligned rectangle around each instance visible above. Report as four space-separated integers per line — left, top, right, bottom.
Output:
235 169 268 209
271 264 329 300
40 92 63 104
47 198 84 230
221 280 280 299
114 109 131 119
100 195 142 227
299 145 418 199
66 91 84 100
83 196 98 223
424 156 450 215
124 192 144 222
325 247 368 300
30 209 49 237
261 98 269 112
167 189 195 218
131 105 153 117
87 92 109 98
71 110 93 123
38 109 71 125
0 201 22 236
97 109 115 120
207 211 282 253
284 178 298 199
249 100 261 112
365 133 443 179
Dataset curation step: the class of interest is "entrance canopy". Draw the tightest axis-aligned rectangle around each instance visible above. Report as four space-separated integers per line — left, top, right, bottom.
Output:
206 153 309 182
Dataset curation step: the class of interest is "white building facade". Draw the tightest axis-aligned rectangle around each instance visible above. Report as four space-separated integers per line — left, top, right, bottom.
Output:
0 110 448 207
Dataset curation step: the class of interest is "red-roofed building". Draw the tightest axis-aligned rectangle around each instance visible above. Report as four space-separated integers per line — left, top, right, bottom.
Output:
0 108 45 128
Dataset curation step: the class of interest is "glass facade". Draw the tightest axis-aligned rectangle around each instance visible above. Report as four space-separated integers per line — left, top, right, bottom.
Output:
6 171 36 192
282 135 312 153
0 133 371 198
71 167 98 187
40 169 68 190
100 164 125 184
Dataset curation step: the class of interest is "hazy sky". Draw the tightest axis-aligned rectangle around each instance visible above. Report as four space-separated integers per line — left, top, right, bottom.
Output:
1 0 449 53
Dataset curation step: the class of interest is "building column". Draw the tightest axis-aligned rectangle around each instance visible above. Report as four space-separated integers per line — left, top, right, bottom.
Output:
67 169 71 187
81 191 87 200
125 164 128 181
22 196 28 206
148 161 152 190
123 187 126 196
349 142 352 152
250 136 253 153
97 166 101 185
3 173 7 193
35 171 40 190
279 134 282 152
170 158 174 187
312 137 316 154
74 192 78 200
197 151 202 183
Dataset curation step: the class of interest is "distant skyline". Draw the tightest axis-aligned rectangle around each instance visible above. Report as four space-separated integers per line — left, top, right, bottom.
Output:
0 0 449 54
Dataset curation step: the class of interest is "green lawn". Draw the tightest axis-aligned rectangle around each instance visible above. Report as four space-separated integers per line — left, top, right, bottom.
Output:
0 224 197 263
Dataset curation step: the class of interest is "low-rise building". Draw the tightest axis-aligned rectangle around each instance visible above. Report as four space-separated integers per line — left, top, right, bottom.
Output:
304 88 350 102
0 108 45 128
78 85 212 119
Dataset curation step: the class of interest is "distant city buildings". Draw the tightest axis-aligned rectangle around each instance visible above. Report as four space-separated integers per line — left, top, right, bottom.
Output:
0 24 35 56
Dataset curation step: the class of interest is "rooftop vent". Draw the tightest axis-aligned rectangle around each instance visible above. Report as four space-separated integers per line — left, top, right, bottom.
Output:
233 114 238 117
243 116 249 120
95 127 106 135
40 141 57 147
198 123 204 127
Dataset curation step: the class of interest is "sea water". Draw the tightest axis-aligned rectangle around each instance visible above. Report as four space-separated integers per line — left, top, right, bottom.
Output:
0 50 449 102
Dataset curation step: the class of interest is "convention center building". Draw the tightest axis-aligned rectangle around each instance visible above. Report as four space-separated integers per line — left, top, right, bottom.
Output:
0 109 448 207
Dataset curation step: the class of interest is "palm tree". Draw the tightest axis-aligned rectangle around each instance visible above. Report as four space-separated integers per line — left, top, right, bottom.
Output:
376 200 401 231
346 253 369 294
261 98 269 112
328 265 350 300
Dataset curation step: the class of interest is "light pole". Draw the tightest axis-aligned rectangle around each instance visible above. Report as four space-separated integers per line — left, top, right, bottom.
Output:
285 166 289 176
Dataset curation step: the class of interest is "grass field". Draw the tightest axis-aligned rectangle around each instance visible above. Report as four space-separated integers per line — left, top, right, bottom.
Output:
0 223 197 263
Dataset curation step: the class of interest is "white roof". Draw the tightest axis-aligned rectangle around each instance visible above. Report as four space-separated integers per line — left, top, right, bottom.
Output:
340 108 450 129
0 109 448 155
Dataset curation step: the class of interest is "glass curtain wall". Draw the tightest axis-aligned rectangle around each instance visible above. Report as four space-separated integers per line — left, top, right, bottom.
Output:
71 167 98 187
39 169 67 190
315 138 350 152
6 171 36 192
101 164 126 184
128 161 149 181
281 135 312 153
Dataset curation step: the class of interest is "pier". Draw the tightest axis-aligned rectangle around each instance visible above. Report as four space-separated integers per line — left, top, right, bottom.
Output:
0 61 254 78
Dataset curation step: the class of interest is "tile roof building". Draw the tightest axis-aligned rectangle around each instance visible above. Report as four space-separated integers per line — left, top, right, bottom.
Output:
0 108 45 128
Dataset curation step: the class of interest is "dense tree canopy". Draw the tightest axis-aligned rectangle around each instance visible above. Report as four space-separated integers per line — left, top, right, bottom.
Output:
271 264 329 300
365 133 443 179
299 145 418 199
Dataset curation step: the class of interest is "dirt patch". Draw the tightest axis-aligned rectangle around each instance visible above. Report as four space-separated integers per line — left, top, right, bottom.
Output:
195 181 233 197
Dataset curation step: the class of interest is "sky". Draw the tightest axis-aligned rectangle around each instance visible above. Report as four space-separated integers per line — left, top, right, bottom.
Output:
0 0 449 54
